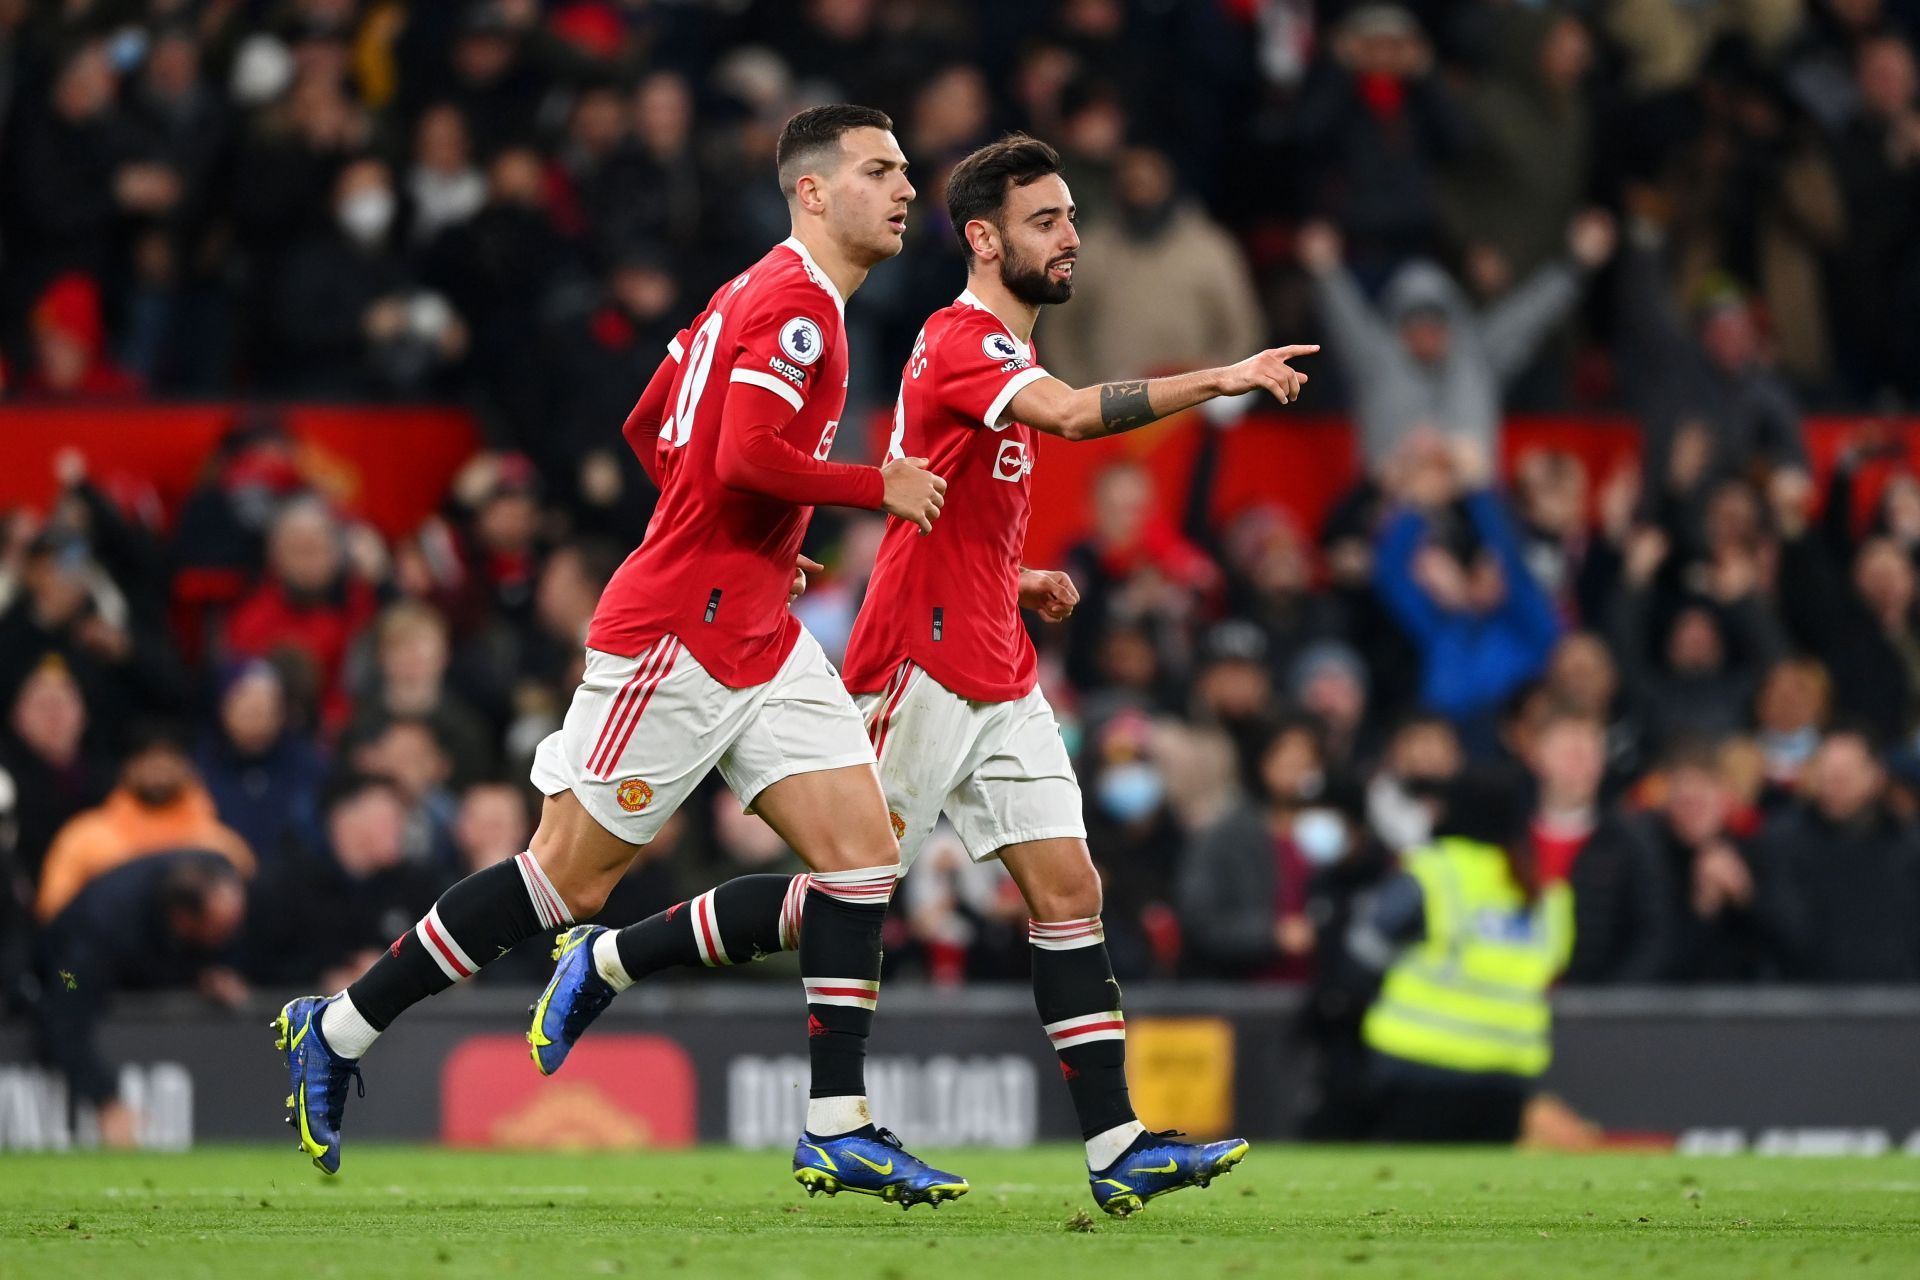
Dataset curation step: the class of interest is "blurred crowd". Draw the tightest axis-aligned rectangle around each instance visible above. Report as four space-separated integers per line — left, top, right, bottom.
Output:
5 0 1920 1099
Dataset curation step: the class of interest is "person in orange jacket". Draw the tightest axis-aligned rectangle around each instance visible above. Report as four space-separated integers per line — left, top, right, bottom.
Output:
35 730 254 923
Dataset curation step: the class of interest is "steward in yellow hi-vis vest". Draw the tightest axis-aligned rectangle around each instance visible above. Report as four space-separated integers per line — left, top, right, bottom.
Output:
1353 774 1574 1142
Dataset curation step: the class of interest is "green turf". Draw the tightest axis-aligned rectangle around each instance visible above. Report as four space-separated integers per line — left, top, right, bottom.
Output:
1 1145 1916 1279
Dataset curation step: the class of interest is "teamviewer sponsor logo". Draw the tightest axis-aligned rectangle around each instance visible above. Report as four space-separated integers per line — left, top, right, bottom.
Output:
993 439 1031 483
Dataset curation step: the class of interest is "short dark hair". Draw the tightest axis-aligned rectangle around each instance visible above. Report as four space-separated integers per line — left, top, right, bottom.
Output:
946 133 1064 254
776 104 893 197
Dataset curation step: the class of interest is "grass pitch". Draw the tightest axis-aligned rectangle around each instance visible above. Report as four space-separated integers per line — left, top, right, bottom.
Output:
2 1145 1916 1279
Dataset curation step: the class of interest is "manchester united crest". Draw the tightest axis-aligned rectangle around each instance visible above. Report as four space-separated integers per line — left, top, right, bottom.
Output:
889 810 906 840
615 778 655 812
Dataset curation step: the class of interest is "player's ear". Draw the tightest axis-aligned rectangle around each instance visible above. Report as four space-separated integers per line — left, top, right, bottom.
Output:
965 218 997 262
794 171 826 216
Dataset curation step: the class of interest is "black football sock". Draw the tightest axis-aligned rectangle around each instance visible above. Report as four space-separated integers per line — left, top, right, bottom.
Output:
798 864 898 1135
609 873 802 980
1030 916 1139 1142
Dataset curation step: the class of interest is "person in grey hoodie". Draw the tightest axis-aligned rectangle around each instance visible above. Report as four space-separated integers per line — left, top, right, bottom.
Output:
1297 212 1616 471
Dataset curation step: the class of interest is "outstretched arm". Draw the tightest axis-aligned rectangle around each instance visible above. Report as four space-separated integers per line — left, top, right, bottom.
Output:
1008 344 1319 442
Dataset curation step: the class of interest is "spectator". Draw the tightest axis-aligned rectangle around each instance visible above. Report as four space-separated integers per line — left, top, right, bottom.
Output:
348 717 458 869
1637 736 1797 981
1543 631 1644 788
117 24 233 390
37 852 248 1147
1752 657 1832 807
348 601 495 788
1178 717 1334 979
1442 9 1595 280
271 155 469 396
1041 146 1263 388
1365 713 1464 854
424 145 582 447
1298 213 1614 470
20 273 142 397
1289 640 1374 773
1292 4 1473 264
243 774 444 991
195 660 325 863
1608 523 1784 752
1190 620 1279 789
1760 726 1920 981
35 730 253 923
1060 460 1217 696
1081 711 1185 978
405 103 486 247
1775 461 1920 746
1293 776 1397 1139
1616 204 1809 489
223 497 380 729
1820 31 1920 404
0 654 110 888
1371 440 1562 748
1525 707 1678 984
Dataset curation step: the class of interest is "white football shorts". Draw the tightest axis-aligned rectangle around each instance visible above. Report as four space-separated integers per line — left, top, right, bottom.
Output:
531 628 876 845
854 663 1086 867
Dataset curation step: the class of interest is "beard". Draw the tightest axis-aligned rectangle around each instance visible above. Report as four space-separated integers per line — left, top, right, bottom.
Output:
1001 244 1073 306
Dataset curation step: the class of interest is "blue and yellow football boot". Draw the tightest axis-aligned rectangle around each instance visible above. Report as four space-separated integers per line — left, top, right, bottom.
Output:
273 995 363 1175
1088 1131 1251 1217
792 1127 970 1209
527 925 617 1076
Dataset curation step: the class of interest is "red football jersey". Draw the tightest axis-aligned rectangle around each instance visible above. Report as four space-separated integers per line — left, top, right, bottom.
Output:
842 291 1054 702
587 238 850 687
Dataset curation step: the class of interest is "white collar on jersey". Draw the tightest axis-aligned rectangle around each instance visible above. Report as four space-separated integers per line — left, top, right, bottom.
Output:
780 235 846 318
955 289 1033 360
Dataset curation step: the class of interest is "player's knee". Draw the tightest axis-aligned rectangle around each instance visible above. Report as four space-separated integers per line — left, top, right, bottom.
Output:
804 827 900 874
1026 855 1103 921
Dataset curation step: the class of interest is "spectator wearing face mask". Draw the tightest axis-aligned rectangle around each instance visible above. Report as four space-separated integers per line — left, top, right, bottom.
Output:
1295 775 1398 1139
1751 658 1831 810
1759 726 1920 982
1082 711 1183 979
35 730 253 924
1177 717 1336 980
1366 713 1464 855
271 154 468 396
1527 706 1678 983
1636 736 1797 981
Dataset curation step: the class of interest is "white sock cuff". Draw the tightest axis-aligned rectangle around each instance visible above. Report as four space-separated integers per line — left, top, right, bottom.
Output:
1085 1120 1147 1172
592 929 635 992
805 1095 873 1138
1029 915 1105 950
318 992 379 1060
516 851 574 929
808 863 901 904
